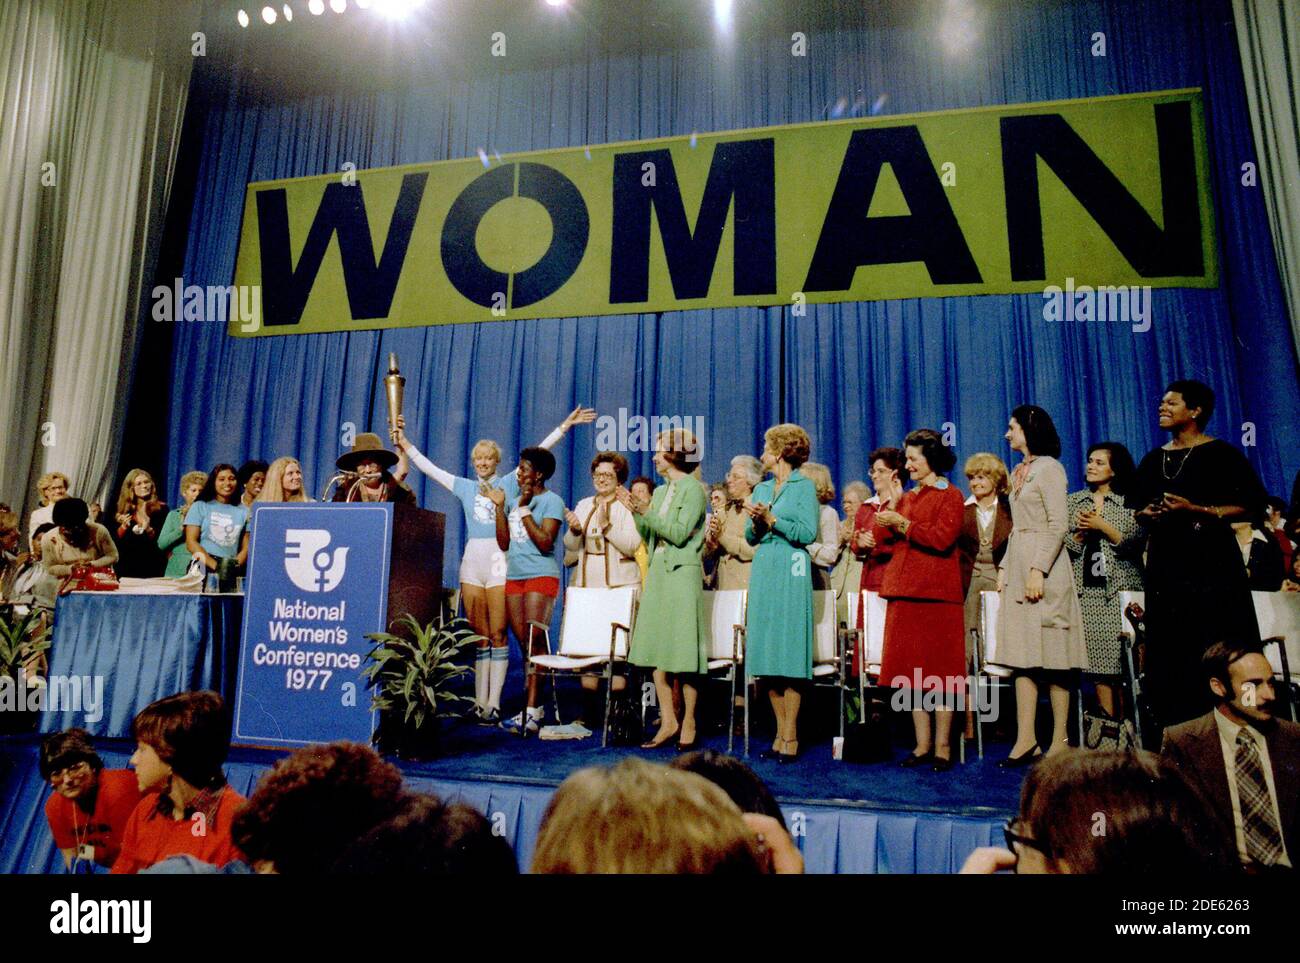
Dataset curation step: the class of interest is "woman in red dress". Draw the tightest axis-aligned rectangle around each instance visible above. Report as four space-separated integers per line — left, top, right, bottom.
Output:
851 447 906 676
876 429 967 772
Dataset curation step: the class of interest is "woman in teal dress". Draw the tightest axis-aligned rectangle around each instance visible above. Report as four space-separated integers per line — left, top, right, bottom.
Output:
617 428 708 750
744 423 820 763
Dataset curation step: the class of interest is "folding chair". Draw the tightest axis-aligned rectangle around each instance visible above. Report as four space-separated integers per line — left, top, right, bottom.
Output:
844 589 887 714
1117 590 1148 744
702 589 747 753
1254 591 1300 723
524 586 637 746
744 590 842 757
973 591 1016 759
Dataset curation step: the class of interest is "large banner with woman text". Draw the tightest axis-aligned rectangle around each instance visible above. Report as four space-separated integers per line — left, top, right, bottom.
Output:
228 88 1215 337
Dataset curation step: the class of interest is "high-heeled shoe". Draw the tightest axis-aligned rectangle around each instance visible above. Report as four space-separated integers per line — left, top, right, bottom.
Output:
997 745 1043 768
758 740 785 762
641 727 679 750
675 731 699 753
776 740 799 764
931 753 953 773
899 750 932 768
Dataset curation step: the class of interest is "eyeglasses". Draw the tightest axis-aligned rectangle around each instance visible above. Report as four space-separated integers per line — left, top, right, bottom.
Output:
1003 819 1052 868
592 471 618 480
49 760 92 782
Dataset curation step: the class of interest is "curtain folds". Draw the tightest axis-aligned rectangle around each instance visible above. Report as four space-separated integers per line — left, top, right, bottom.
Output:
0 0 196 521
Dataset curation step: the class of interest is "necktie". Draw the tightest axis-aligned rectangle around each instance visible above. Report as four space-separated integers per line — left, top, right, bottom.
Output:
1235 728 1285 866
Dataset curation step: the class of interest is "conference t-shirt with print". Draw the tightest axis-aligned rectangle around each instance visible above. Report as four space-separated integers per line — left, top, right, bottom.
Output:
505 489 563 579
186 501 248 559
453 471 521 541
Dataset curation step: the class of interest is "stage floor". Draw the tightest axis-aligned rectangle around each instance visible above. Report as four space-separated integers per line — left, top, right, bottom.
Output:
1 715 1024 874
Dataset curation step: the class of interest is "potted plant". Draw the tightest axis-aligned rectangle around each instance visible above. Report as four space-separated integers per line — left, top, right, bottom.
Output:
363 613 480 760
0 609 53 735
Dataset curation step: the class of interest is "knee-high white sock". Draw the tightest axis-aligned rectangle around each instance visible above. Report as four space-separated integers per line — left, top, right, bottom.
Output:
487 646 509 711
474 647 490 710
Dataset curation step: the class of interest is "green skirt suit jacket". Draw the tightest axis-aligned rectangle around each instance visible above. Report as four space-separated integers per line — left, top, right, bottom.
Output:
628 474 709 674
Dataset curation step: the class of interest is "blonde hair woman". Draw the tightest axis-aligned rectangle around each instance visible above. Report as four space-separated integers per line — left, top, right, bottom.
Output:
392 407 595 725
112 469 169 578
256 457 312 503
158 471 207 578
29 472 71 551
800 461 841 590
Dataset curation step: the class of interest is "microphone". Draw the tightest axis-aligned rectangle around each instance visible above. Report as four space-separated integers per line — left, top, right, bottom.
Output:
319 472 356 502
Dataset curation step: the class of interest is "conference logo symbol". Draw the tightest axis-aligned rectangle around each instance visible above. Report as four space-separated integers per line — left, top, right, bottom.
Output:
284 529 350 593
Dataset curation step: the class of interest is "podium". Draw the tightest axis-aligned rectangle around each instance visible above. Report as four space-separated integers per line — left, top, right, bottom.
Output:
233 502 444 748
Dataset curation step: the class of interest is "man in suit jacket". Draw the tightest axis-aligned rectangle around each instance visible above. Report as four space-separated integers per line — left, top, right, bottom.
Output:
1162 641 1299 872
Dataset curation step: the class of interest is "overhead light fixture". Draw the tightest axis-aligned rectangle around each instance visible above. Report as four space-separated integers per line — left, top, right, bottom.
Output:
308 0 324 13
545 0 567 6
356 0 371 7
329 0 346 11
261 5 277 23
282 3 293 20
373 0 423 18
236 8 250 26
713 0 733 33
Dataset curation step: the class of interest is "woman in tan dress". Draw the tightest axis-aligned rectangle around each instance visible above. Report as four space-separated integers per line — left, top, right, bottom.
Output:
996 406 1087 766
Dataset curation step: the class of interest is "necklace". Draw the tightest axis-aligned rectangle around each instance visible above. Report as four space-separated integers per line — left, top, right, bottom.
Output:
1161 446 1194 481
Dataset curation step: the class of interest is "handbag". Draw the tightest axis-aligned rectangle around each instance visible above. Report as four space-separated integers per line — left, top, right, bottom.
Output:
58 564 120 596
604 686 643 747
842 697 893 763
1082 707 1138 752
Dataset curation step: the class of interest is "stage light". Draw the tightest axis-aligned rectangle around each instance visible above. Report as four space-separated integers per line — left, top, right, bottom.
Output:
372 0 423 19
329 0 346 11
261 5 277 23
282 3 293 21
545 0 567 6
356 0 370 7
937 0 980 57
309 0 324 13
236 8 250 26
713 0 733 33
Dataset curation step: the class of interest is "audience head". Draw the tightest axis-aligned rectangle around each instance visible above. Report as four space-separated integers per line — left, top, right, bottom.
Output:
1007 405 1062 459
654 428 702 475
1084 442 1136 496
0 510 18 553
801 462 836 504
334 794 519 875
129 691 230 794
671 750 786 829
629 476 656 504
37 472 70 506
726 455 763 500
40 728 104 803
51 498 91 541
963 453 1009 500
258 457 307 503
179 471 207 507
237 460 269 501
590 451 629 496
1010 749 1232 874
841 480 869 520
232 741 408 874
196 464 240 505
761 424 811 472
1203 641 1276 723
1264 496 1286 526
31 522 56 557
470 440 503 479
868 447 906 497
532 758 764 874
115 469 160 517
903 428 957 479
517 446 556 485
1162 379 1215 431
709 483 727 514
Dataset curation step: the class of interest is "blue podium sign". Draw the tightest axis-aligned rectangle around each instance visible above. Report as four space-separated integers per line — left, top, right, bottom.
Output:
234 504 392 747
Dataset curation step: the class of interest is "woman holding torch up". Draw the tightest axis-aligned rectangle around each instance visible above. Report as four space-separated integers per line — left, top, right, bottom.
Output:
392 407 595 724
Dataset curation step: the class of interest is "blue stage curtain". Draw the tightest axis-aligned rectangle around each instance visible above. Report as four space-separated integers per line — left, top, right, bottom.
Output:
40 594 244 738
162 0 1299 608
0 739 1005 874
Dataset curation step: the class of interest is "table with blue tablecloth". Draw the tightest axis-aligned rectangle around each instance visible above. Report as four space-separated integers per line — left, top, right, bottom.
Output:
39 592 243 737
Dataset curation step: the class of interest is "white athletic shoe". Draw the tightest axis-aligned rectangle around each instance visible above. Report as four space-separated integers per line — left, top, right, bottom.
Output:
500 707 544 733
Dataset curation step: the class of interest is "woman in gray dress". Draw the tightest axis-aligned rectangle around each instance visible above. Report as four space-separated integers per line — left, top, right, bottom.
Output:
996 406 1087 766
1065 442 1144 720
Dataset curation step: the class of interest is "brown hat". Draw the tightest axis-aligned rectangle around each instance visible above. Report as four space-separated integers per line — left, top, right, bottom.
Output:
337 433 399 473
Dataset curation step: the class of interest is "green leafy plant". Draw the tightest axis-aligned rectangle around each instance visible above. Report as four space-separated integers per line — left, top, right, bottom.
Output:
0 609 52 681
363 613 480 733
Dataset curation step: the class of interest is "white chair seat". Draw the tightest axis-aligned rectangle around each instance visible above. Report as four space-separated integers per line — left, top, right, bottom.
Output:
707 658 735 670
983 664 1015 678
532 654 608 671
812 663 837 677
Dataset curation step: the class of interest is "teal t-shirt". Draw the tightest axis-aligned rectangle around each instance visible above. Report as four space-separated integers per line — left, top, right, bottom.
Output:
505 489 564 579
186 501 248 559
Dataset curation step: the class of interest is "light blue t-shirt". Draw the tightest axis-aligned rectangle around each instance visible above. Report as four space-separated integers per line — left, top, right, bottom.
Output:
452 472 521 540
186 501 248 559
505 489 563 579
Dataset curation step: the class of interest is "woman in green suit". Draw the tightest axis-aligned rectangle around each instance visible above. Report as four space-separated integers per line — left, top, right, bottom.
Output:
617 428 708 750
744 423 820 763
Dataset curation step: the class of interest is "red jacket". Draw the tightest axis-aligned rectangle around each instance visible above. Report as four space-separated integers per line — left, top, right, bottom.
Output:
852 502 901 592
879 483 965 603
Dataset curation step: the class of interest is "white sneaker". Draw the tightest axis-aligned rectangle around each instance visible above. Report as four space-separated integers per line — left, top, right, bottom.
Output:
500 707 544 733
539 722 593 741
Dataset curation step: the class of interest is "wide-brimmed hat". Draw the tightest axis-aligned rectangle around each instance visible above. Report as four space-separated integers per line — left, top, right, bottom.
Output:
337 433 399 473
